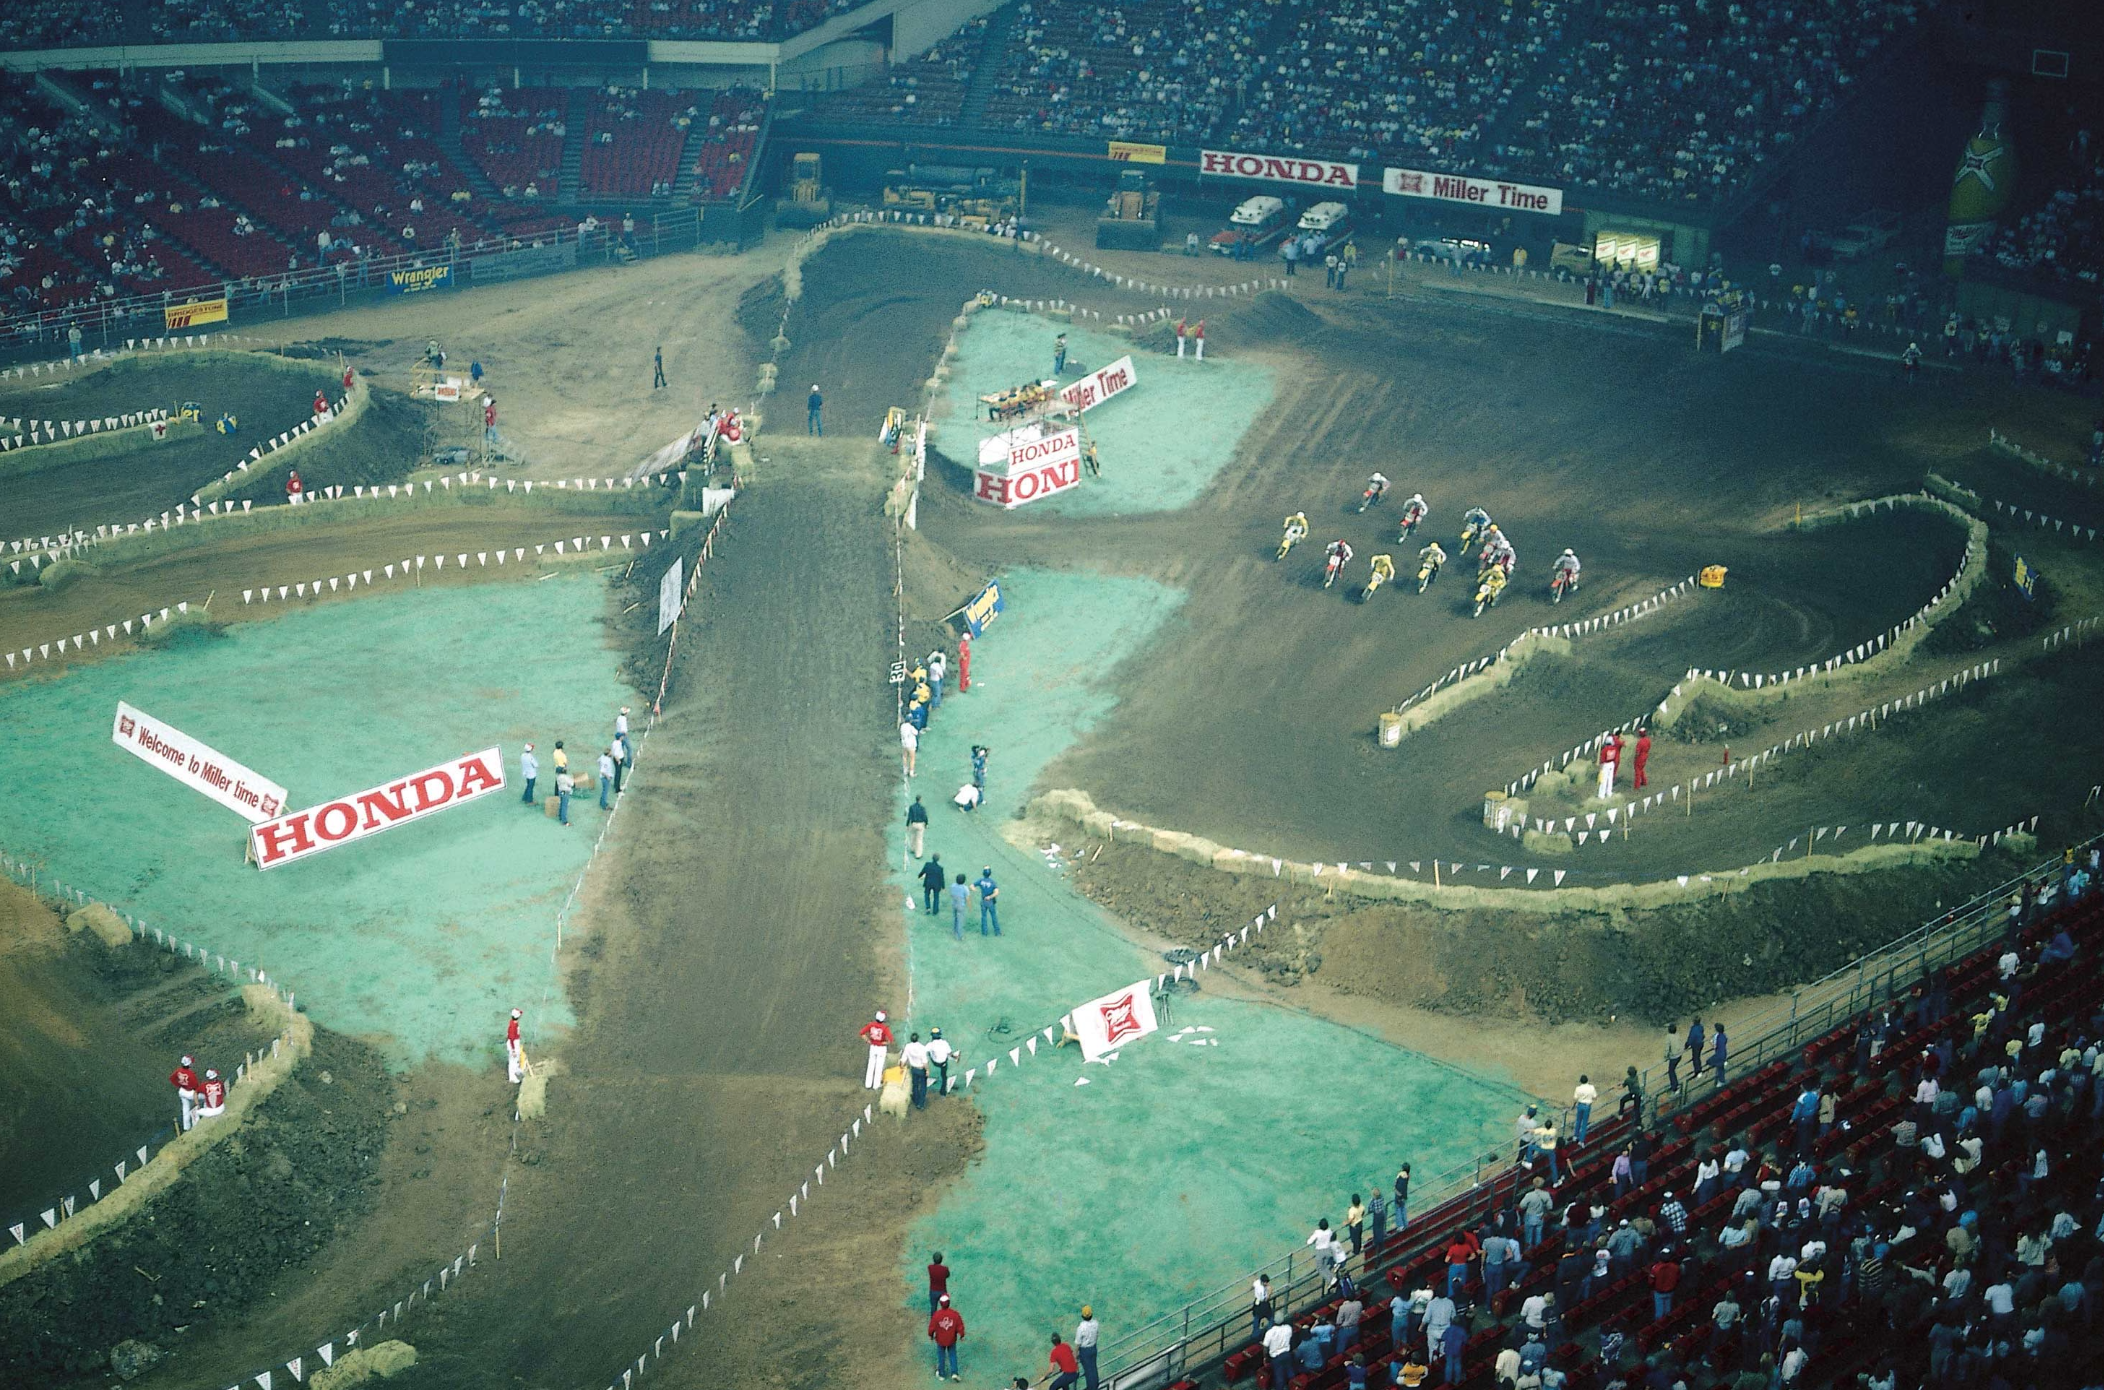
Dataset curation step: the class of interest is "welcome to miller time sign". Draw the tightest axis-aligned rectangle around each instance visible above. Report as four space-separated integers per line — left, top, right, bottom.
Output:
1199 147 1565 217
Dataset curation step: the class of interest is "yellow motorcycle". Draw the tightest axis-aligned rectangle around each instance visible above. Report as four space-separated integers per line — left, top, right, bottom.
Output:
1472 566 1508 618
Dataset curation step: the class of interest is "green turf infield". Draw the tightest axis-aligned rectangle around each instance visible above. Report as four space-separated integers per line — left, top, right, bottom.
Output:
932 314 1273 515
0 574 630 1068
890 568 1528 1378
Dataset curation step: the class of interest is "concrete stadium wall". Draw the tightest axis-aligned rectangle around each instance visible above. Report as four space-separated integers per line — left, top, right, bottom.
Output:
1653 493 1986 731
1031 788 1979 917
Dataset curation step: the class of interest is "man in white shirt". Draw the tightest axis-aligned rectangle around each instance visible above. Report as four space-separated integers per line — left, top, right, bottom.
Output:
1573 1076 1599 1145
925 1028 956 1097
902 1032 931 1109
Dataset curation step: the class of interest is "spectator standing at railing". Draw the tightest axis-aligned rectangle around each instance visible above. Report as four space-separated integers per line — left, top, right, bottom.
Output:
1712 1025 1730 1086
1572 1074 1597 1145
1074 1306 1100 1390
1366 1186 1388 1256
1664 1024 1682 1094
1395 1161 1412 1228
1251 1274 1273 1341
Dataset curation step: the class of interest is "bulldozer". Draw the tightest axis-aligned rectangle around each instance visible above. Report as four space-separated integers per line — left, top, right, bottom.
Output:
775 151 832 228
1096 169 1160 250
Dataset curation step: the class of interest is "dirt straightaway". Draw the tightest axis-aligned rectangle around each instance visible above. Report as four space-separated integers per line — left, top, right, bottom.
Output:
378 439 977 1390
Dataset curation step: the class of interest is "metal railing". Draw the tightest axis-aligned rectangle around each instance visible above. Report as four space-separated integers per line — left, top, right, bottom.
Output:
0 207 705 356
1098 834 2098 1388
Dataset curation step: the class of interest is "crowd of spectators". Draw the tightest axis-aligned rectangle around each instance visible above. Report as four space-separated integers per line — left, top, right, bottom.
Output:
1 0 865 46
982 0 1265 144
1973 130 2103 292
1234 847 2104 1390
1230 0 1564 172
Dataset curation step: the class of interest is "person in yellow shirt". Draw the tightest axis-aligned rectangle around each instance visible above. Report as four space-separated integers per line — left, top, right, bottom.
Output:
1398 1353 1430 1388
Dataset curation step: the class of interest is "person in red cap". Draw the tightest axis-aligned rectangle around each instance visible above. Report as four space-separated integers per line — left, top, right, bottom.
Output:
170 1055 200 1131
285 468 304 506
313 389 329 417
859 1011 893 1089
196 1068 228 1121
928 1293 966 1381
506 1009 525 1083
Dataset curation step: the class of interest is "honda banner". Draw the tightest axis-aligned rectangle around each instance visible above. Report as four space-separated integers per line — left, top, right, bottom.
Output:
1201 149 1360 190
249 748 505 869
112 701 288 824
1069 980 1161 1063
1382 167 1564 217
974 426 1082 509
1059 356 1138 414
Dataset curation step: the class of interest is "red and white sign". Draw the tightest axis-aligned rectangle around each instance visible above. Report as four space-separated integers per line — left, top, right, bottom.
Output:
249 747 506 870
1383 166 1564 217
974 425 1083 509
112 700 288 824
1059 355 1138 414
1202 149 1359 190
1069 980 1161 1062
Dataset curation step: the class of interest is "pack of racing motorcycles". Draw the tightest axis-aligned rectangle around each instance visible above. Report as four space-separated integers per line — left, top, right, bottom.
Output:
1277 473 1583 618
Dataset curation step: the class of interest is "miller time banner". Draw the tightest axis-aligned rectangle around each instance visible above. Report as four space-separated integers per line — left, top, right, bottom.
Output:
1383 167 1563 217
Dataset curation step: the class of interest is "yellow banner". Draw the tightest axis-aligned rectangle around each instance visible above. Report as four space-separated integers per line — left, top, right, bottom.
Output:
164 297 229 330
1108 141 1167 165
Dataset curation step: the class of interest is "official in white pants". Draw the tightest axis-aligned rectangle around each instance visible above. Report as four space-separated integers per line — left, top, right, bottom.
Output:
858 1011 894 1089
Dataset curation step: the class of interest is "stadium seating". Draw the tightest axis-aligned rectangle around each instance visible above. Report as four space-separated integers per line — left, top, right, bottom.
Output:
685 90 766 202
459 88 567 204
980 0 1263 144
579 88 692 200
1221 857 2104 1390
26 0 863 46
809 15 989 127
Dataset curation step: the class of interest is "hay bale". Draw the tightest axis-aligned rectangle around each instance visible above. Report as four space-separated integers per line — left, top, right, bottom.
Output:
67 903 132 950
516 1069 548 1119
311 1341 417 1390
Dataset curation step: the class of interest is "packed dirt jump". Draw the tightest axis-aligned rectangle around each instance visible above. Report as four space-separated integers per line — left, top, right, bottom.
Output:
1 225 2099 1390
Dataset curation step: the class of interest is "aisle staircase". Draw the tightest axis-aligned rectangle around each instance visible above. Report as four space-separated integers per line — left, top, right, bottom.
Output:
957 0 1024 130
558 89 586 204
437 95 502 204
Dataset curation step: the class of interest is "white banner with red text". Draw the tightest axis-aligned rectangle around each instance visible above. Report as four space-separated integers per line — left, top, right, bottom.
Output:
1200 149 1360 190
111 700 288 824
250 748 506 870
974 425 1084 509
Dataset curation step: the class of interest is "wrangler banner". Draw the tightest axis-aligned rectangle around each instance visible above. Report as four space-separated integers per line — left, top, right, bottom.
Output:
163 297 229 330
249 748 505 869
385 264 456 295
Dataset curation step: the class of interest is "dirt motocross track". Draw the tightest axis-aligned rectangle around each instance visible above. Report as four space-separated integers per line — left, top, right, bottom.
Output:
2 228 2100 1390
